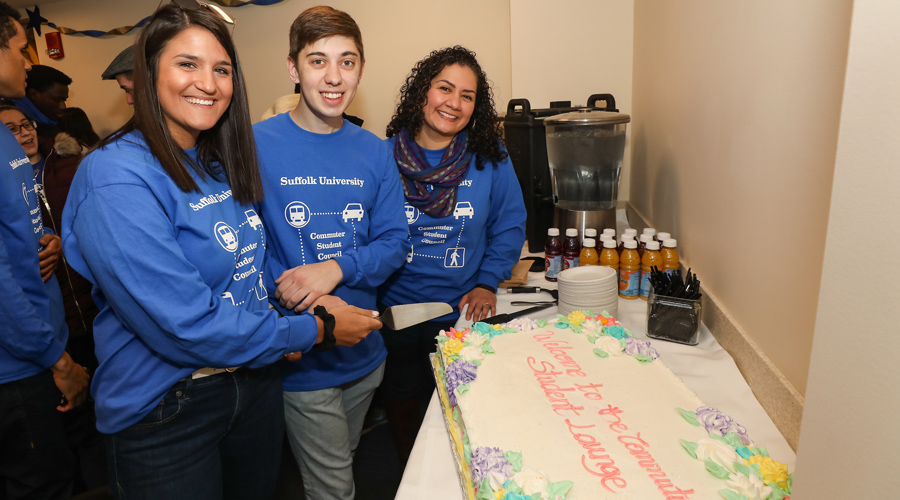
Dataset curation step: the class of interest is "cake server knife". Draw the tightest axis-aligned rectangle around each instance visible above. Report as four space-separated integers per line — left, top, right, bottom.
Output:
380 302 453 330
479 302 555 325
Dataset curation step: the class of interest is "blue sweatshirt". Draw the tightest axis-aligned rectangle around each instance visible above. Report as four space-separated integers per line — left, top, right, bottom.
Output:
379 139 527 320
61 131 317 433
254 115 409 391
0 127 67 385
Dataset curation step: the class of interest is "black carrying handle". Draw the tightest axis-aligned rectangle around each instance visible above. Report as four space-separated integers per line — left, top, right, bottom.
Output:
506 98 531 116
587 93 617 111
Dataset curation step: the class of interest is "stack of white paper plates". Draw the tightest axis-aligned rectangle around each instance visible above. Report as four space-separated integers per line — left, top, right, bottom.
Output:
557 266 619 318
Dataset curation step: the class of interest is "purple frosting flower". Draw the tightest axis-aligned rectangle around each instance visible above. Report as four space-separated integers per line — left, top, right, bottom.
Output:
470 447 514 486
445 360 478 406
696 406 753 445
624 337 660 359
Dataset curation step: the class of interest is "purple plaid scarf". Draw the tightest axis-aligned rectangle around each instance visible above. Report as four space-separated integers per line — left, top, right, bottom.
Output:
393 127 472 218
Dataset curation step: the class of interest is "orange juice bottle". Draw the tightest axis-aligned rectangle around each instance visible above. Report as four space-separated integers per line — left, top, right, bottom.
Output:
638 233 652 258
639 240 662 300
642 227 657 242
584 228 598 243
579 238 599 266
617 234 635 255
657 232 671 245
661 238 680 276
599 239 619 271
618 240 641 300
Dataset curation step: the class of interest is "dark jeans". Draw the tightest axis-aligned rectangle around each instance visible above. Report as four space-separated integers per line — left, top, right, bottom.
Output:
105 364 284 500
0 370 75 500
380 318 458 401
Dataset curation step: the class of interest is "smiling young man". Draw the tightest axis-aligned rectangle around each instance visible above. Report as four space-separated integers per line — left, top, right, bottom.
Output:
253 6 409 499
0 3 90 498
12 64 71 138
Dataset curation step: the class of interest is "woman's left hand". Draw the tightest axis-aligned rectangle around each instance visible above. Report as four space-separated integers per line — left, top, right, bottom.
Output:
459 287 496 322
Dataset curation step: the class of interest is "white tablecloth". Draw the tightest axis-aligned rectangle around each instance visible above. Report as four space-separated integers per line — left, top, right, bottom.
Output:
394 273 797 500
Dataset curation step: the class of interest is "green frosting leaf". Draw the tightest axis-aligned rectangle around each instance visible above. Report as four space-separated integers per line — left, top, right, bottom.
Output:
482 341 495 355
767 487 787 500
718 490 746 500
593 348 609 358
453 406 460 422
548 480 573 500
463 439 471 464
569 325 582 334
529 493 542 500
723 431 742 448
677 408 701 427
456 383 471 395
504 450 523 472
787 472 793 492
556 313 566 321
502 327 518 334
471 359 482 367
536 318 548 328
619 337 627 348
757 446 769 457
734 461 751 477
583 309 594 317
633 354 653 363
680 439 699 459
600 310 611 317
587 334 600 344
447 354 460 363
704 458 730 479
475 479 494 500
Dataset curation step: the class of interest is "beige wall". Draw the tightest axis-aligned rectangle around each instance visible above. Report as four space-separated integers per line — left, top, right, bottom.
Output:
793 0 900 495
24 0 512 138
630 1 852 395
509 0 633 199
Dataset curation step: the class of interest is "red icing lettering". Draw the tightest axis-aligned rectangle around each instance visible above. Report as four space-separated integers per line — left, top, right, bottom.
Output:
564 419 626 493
532 332 585 375
527 358 584 417
575 382 605 401
617 433 694 499
598 404 628 433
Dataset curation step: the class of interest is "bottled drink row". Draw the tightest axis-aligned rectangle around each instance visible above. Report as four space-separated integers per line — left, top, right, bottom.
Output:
544 227 680 301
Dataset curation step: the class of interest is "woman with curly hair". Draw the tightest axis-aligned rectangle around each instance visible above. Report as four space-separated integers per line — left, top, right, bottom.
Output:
379 45 526 465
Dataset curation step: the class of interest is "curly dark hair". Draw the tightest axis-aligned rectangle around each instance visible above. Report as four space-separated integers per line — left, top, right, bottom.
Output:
385 45 507 170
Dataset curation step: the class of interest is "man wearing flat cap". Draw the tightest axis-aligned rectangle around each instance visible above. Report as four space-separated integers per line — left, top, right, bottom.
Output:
101 45 134 105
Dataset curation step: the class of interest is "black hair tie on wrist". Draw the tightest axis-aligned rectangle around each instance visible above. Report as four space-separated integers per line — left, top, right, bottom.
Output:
313 305 336 352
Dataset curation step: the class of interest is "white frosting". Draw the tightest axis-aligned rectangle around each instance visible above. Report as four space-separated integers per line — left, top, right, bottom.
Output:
513 468 550 499
695 438 740 473
459 345 486 363
449 323 733 499
593 336 624 356
725 472 773 499
463 331 488 347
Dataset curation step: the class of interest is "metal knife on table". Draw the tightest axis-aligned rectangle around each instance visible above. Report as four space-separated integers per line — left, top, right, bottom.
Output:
480 301 556 325
379 302 453 330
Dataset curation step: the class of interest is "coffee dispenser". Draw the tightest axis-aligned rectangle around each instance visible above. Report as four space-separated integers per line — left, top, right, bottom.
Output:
501 95 618 252
543 110 630 240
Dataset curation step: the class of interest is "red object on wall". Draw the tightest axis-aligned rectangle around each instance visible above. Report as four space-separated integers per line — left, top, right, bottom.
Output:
45 31 64 60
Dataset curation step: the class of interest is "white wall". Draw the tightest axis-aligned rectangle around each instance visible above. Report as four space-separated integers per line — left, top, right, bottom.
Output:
24 0 512 138
509 0 633 198
792 0 900 496
630 0 852 395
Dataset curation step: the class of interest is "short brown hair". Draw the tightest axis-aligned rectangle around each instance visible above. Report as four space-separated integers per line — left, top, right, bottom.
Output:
288 6 364 63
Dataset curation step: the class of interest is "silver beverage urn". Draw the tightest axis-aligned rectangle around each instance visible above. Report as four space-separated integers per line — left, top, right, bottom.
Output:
543 110 631 237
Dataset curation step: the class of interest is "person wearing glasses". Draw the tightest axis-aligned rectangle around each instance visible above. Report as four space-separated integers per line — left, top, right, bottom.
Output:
378 46 526 466
0 3 91 499
61 4 381 498
253 7 409 499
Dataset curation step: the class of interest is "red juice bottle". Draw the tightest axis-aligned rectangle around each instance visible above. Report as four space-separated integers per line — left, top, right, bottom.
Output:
562 228 581 271
544 228 562 282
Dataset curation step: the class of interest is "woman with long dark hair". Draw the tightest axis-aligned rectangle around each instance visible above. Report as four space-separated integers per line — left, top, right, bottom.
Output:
61 4 380 498
379 46 526 465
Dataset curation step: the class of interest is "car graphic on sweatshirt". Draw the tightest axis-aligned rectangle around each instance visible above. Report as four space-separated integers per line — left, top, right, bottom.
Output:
342 203 365 222
453 201 474 219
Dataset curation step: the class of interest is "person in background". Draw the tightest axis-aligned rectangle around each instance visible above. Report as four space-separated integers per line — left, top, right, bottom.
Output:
58 107 101 151
0 3 91 499
101 45 134 106
61 4 381 498
0 103 107 494
11 64 71 138
379 45 526 467
254 6 409 499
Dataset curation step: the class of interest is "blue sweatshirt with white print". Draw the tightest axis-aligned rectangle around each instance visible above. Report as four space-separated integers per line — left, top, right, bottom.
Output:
62 131 317 433
0 127 68 385
378 138 526 320
254 115 410 392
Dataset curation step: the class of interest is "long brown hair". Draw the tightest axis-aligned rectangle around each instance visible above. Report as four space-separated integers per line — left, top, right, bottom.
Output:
98 3 263 204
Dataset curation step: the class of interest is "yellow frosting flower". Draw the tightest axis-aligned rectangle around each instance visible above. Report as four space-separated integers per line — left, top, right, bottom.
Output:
745 455 790 490
567 310 587 326
493 489 507 499
442 338 465 358
492 324 503 331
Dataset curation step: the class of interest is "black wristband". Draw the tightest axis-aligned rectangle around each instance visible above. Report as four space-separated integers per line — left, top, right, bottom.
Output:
474 283 497 294
312 305 336 352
